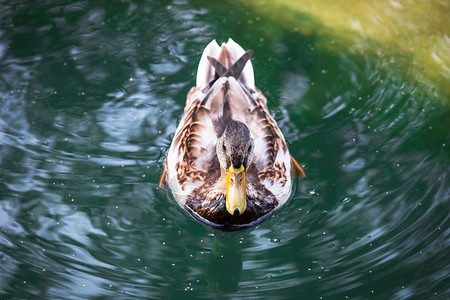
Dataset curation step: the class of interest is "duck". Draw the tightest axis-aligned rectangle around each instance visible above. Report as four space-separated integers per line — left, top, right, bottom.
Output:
160 38 305 231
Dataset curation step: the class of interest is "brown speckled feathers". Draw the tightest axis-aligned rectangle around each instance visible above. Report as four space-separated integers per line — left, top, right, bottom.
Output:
162 39 304 230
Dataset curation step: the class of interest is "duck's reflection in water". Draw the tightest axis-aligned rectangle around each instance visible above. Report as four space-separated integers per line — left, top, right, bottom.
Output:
206 230 245 293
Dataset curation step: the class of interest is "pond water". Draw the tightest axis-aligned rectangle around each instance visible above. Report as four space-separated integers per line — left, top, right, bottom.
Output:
0 0 448 299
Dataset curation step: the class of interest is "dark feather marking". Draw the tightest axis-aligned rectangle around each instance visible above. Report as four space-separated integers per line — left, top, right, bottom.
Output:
225 50 253 79
206 50 253 84
207 56 227 76
258 162 287 186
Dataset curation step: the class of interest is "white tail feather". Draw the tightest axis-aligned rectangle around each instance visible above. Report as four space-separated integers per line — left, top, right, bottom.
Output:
196 40 221 88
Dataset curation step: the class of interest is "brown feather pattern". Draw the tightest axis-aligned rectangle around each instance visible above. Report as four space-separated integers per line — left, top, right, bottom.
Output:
165 39 303 230
173 97 209 189
250 94 288 183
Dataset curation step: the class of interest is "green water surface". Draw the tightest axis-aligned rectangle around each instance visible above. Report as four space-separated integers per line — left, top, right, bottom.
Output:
0 0 449 299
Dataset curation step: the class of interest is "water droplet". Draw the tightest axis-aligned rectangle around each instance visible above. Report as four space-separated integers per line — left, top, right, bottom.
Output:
270 238 280 244
306 188 320 197
342 197 351 204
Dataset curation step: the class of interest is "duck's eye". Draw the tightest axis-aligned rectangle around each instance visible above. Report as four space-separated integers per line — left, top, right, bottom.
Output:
247 144 252 152
222 144 226 152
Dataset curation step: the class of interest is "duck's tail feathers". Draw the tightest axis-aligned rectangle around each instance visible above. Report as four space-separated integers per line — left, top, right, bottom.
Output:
207 49 252 79
196 38 255 89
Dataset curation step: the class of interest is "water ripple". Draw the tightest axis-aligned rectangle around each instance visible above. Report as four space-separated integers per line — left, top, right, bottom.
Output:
0 0 448 299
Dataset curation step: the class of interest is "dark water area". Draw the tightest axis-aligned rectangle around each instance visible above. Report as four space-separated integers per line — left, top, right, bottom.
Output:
0 0 449 299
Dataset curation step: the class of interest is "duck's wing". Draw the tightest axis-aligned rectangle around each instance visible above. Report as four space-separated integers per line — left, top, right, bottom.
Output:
165 86 220 206
241 85 295 205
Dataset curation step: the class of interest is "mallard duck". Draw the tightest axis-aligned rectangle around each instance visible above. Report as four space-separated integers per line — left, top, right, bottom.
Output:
160 38 305 231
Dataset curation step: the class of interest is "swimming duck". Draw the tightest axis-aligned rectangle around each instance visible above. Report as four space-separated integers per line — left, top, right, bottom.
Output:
160 38 305 231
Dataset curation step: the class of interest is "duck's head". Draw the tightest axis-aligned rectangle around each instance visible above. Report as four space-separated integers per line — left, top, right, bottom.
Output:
216 120 255 216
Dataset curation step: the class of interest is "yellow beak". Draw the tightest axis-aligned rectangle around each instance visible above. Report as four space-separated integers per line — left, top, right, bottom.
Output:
225 165 246 216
